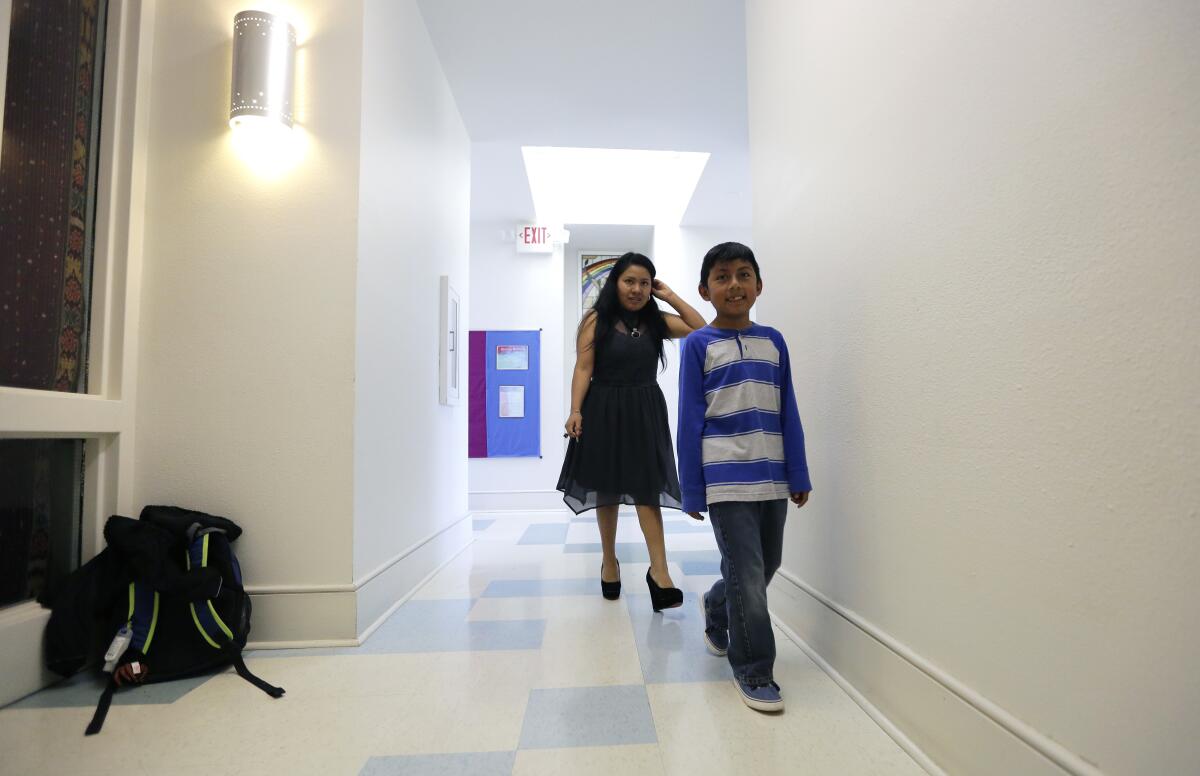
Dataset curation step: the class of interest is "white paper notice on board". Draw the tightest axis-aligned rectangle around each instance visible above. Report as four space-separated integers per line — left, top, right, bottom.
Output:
496 344 529 370
499 385 525 418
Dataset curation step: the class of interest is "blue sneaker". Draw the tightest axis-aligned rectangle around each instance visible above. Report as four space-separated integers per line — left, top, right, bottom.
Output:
734 679 784 712
700 593 728 656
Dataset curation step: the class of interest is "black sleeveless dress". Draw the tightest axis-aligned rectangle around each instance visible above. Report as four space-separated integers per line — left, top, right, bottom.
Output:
557 324 683 514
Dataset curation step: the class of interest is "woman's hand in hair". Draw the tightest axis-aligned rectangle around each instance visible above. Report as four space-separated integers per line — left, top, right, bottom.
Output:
564 411 583 439
655 281 708 335
651 279 675 301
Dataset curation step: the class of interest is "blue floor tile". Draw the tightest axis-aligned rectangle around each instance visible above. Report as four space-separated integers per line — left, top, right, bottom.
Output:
350 600 545 654
517 523 570 545
518 685 657 749
662 521 711 534
563 545 722 570
625 592 733 684
680 561 722 576
473 519 495 531
253 599 545 657
677 549 722 564
562 542 650 561
11 669 219 709
481 578 599 597
360 751 514 775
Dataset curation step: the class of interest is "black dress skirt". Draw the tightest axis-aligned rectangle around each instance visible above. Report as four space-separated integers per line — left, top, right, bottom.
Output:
557 326 683 514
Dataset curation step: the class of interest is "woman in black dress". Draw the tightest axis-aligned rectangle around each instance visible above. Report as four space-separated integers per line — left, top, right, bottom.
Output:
557 253 707 611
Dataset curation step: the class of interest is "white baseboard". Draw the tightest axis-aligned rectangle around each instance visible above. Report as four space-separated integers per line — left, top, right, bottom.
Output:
241 514 475 648
769 569 1102 776
769 612 948 776
355 535 473 644
355 515 473 636
245 589 358 645
0 602 58 708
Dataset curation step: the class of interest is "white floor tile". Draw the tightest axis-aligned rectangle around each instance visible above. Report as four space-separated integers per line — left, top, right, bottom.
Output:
513 744 665 776
2 507 928 776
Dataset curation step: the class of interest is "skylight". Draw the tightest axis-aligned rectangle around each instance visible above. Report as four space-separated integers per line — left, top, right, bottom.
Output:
521 146 710 226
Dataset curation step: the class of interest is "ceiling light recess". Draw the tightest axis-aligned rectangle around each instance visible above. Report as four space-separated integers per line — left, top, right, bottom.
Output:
522 146 709 226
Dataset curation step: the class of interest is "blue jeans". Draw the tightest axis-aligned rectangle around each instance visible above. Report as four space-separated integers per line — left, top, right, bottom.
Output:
704 500 787 685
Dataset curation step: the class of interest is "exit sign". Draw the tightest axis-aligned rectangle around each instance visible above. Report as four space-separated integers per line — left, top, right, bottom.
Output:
516 224 557 253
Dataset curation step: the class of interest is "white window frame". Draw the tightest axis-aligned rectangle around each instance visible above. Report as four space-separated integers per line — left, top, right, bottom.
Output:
0 0 154 705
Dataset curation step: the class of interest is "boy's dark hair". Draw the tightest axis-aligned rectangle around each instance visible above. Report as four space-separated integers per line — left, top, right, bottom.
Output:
700 242 761 288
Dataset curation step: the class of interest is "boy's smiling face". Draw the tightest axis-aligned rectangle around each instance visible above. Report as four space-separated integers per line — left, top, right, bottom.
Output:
700 258 762 320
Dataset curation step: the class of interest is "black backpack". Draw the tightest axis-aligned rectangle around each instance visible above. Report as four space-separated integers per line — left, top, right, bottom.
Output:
41 505 284 734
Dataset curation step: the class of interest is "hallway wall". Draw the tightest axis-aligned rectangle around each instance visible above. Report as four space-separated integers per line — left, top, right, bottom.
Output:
465 220 569 512
745 2 1200 775
135 0 364 643
650 225 752 444
0 0 9 141
134 0 473 645
353 0 472 635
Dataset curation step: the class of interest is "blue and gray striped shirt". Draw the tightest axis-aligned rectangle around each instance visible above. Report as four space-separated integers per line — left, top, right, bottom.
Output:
677 324 811 512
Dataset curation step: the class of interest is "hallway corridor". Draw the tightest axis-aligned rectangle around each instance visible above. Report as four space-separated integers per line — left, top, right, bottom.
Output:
0 512 924 775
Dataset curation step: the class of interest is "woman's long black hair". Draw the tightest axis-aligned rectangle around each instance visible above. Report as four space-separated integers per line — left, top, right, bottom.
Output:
581 252 670 369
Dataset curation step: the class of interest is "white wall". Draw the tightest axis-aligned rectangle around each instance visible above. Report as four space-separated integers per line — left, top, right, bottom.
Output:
134 1 365 642
353 0 471 633
135 0 473 643
650 226 751 443
466 219 569 511
746 2 1200 775
0 0 10 153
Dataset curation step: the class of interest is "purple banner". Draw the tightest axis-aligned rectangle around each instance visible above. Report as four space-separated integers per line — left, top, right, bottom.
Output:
468 331 488 458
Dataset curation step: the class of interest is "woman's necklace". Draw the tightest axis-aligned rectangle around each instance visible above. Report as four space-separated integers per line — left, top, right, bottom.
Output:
621 314 642 338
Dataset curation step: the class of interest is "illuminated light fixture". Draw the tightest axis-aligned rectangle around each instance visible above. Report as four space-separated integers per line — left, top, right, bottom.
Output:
230 10 297 130
521 146 710 226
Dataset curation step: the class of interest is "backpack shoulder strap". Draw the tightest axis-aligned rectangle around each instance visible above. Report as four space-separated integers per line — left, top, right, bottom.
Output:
184 531 284 699
185 531 234 647
85 676 118 736
127 581 160 655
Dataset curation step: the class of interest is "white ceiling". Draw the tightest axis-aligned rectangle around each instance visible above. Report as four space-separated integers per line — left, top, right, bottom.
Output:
415 0 752 227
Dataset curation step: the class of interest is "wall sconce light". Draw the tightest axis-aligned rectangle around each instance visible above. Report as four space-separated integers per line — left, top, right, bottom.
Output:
229 10 297 130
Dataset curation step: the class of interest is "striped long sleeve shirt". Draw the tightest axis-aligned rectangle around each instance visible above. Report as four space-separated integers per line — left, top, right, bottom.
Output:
677 324 811 513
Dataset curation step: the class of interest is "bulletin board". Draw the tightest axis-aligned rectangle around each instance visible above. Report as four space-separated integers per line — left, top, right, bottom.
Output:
468 330 541 458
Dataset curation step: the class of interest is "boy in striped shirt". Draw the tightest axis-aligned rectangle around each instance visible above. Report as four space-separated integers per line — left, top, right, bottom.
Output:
677 241 812 712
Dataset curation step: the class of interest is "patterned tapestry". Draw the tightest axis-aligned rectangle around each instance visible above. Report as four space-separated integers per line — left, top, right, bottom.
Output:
0 0 108 391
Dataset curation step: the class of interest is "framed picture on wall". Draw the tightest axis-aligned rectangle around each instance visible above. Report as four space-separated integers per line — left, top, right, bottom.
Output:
439 275 460 405
579 251 623 319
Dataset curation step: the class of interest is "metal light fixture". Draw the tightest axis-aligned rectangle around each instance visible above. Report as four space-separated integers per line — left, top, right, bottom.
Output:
229 10 296 130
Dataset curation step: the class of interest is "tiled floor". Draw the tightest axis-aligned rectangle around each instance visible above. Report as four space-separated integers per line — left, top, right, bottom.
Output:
0 512 926 775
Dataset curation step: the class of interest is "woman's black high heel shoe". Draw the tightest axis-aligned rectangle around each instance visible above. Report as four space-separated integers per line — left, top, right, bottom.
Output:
646 569 683 611
600 559 621 600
